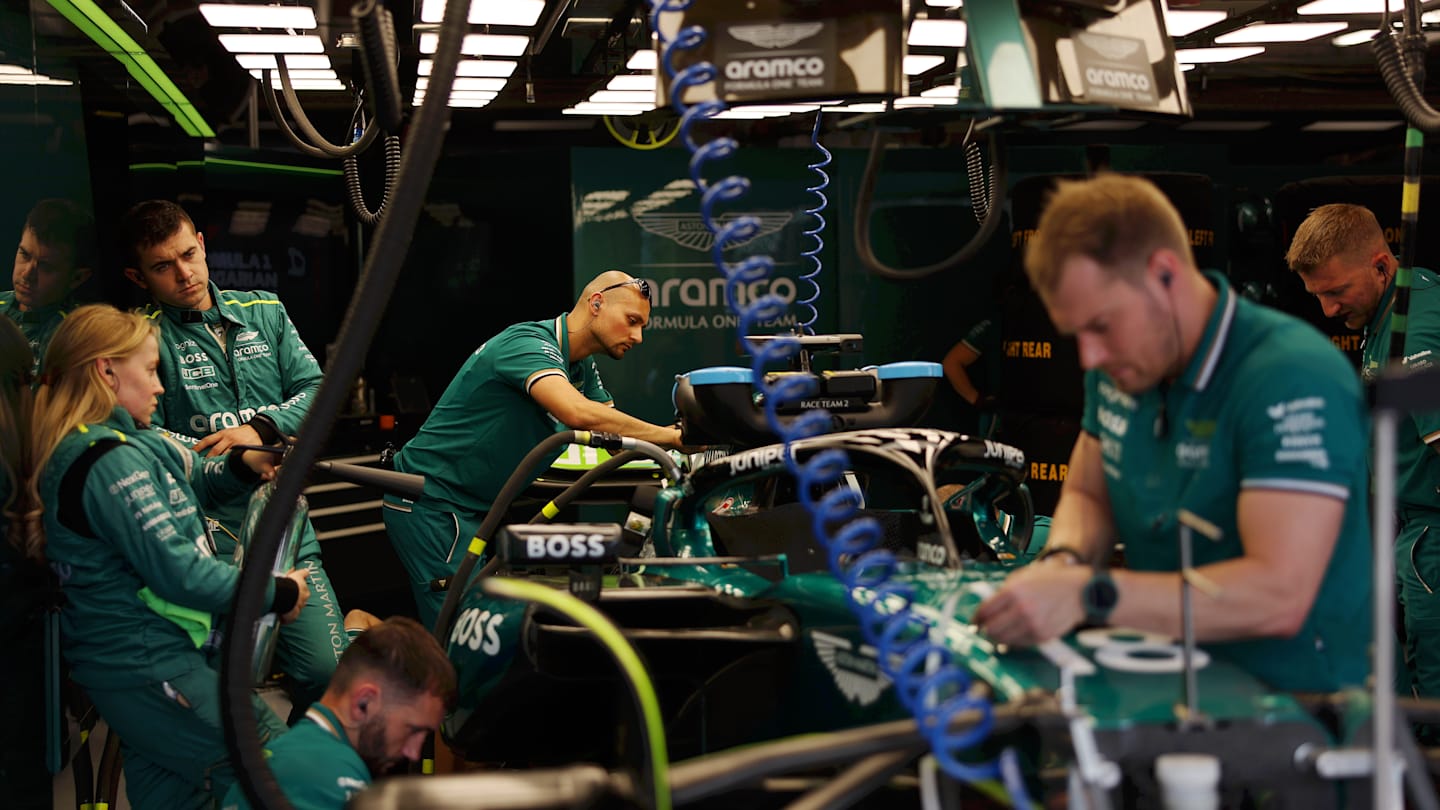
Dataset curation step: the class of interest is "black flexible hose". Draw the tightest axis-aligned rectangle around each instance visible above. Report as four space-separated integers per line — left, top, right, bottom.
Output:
854 126 1007 281
260 72 344 160
262 70 380 159
431 430 584 642
782 746 927 810
345 134 402 226
431 432 681 642
276 60 384 158
1373 30 1440 135
527 450 646 522
353 0 405 134
218 0 469 803
964 139 991 225
665 705 1034 806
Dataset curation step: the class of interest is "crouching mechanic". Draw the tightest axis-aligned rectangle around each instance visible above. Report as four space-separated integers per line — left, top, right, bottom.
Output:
973 173 1373 693
120 199 349 714
221 616 456 810
384 271 693 629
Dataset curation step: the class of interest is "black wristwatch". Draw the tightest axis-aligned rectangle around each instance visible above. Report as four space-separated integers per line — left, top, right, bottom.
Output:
1081 568 1119 625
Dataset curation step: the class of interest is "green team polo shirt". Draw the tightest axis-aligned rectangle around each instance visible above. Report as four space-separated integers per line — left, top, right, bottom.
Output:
395 313 612 516
0 292 77 376
1360 268 1440 512
1083 272 1372 692
221 703 369 810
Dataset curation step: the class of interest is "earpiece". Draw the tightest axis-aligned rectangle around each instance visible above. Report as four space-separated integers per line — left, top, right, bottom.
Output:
1160 270 1174 288
1377 263 1387 275
104 368 113 376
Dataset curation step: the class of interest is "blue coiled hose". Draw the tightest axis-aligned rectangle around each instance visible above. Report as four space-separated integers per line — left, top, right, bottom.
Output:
650 2 1030 804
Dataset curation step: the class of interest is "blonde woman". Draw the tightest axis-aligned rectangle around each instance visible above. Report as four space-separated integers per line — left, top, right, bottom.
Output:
24 303 310 809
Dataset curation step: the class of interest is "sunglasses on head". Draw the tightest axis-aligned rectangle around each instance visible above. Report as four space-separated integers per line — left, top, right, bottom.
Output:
598 278 651 301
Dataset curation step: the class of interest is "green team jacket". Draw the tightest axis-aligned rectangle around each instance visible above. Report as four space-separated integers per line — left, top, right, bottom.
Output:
41 407 277 690
1360 267 1440 512
0 291 78 376
144 283 323 545
145 282 321 442
220 703 368 810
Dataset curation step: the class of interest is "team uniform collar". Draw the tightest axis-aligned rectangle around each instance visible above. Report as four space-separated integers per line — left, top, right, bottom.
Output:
10 295 73 324
555 313 575 365
1174 270 1238 393
1364 277 1397 345
157 282 233 325
305 703 352 748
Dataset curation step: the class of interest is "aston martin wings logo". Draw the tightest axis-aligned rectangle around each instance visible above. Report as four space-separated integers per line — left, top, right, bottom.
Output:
1078 31 1143 61
632 211 794 252
729 22 825 49
811 630 889 706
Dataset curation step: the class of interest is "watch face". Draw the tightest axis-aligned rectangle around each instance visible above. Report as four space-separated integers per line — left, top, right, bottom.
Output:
1084 571 1118 618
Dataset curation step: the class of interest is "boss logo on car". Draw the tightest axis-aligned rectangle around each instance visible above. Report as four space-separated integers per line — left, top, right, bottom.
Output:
500 523 623 564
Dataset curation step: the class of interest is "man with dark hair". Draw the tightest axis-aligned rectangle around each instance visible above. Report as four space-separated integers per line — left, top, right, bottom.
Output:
120 198 350 715
1 198 96 374
973 173 1373 694
220 616 456 810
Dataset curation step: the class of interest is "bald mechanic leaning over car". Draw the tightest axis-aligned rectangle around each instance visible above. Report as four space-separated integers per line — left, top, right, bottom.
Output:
384 271 694 629
973 173 1373 693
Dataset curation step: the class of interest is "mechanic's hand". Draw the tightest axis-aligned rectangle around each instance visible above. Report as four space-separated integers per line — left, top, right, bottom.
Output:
972 563 1089 647
278 568 311 624
344 608 383 634
239 448 280 481
196 424 265 458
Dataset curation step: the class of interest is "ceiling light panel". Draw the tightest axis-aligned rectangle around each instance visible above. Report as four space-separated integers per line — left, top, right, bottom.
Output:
236 54 332 70
587 89 657 105
418 59 517 77
1175 46 1266 63
606 74 656 91
908 19 967 47
626 50 657 71
199 4 316 29
416 76 508 92
903 54 946 74
1163 9 1227 37
1214 22 1347 43
249 69 337 80
1332 29 1380 45
418 33 529 56
219 34 325 53
419 0 543 25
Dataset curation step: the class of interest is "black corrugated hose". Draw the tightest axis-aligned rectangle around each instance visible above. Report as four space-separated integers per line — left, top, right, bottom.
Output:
854 125 1007 281
1373 29 1440 135
218 0 471 803
345 131 401 226
353 0 405 135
